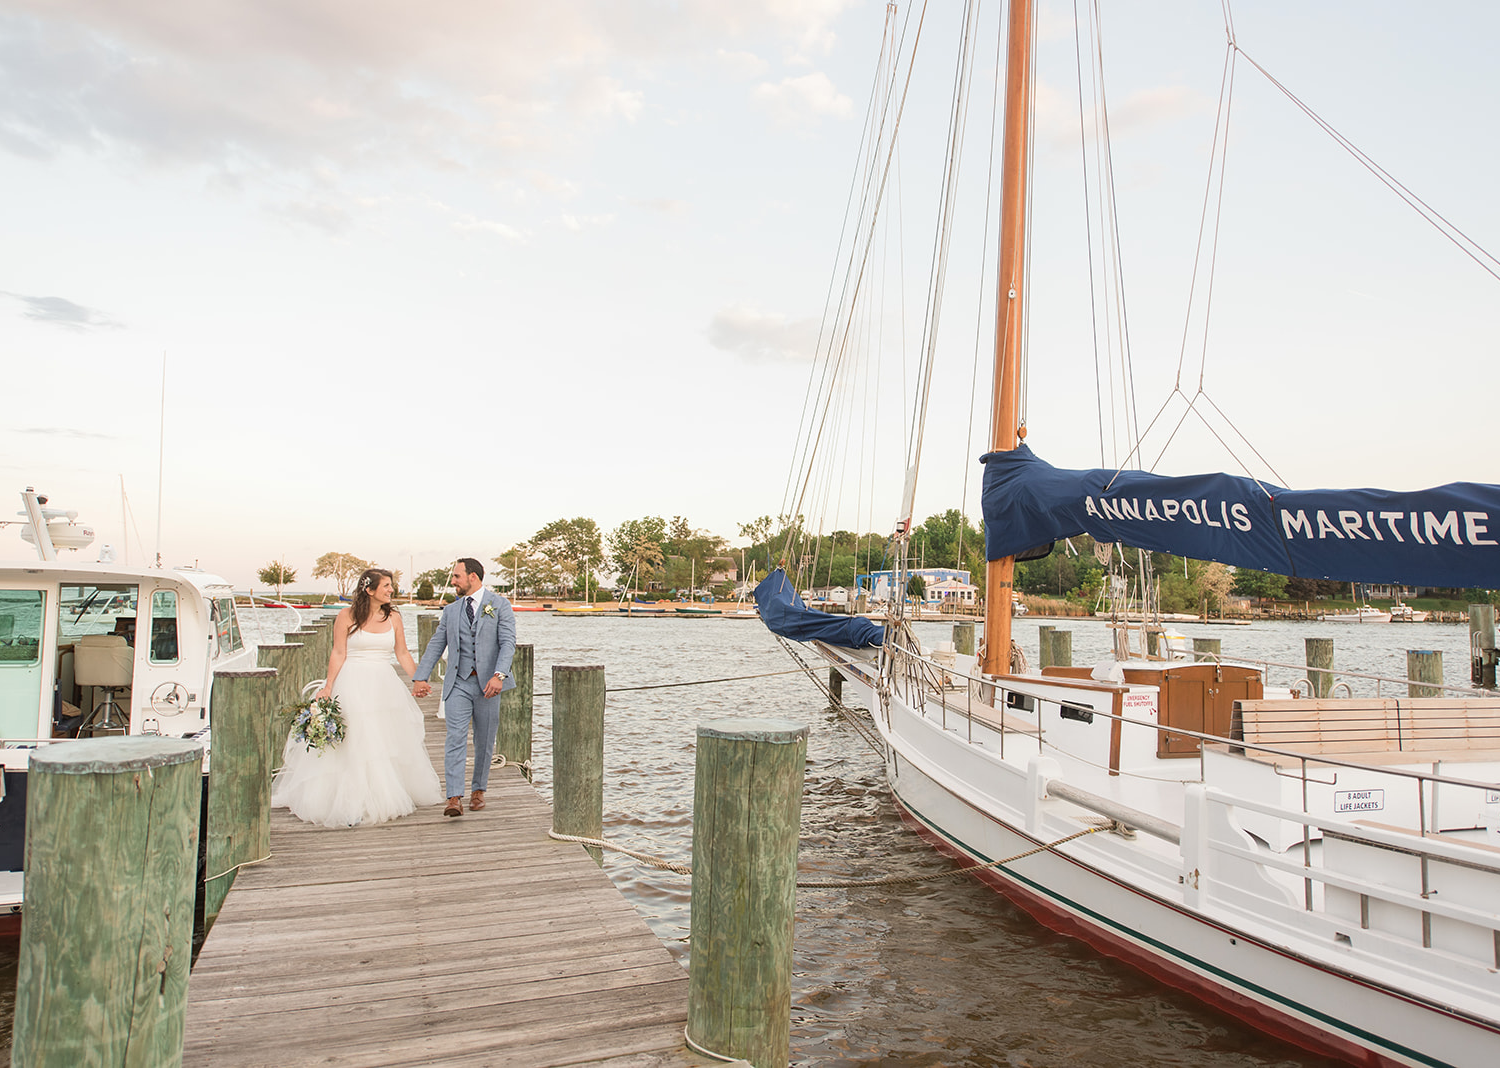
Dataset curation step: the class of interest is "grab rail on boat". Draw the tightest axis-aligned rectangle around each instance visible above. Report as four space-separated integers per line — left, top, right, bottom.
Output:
1044 780 1181 845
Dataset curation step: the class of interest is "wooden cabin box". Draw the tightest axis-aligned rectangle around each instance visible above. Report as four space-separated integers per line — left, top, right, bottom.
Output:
1042 662 1263 757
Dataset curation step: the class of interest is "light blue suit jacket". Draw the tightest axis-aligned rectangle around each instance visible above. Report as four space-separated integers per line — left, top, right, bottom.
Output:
415 589 517 699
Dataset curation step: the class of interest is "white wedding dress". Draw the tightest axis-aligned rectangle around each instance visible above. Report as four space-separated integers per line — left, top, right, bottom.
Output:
272 626 443 827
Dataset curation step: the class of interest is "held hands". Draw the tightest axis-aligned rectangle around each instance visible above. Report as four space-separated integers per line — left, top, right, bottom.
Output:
482 675 504 699
413 681 432 698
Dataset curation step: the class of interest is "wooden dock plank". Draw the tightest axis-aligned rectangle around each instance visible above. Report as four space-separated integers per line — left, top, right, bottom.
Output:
184 690 719 1067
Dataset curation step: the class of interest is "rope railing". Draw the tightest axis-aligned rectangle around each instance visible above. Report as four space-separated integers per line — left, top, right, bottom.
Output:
546 824 1107 889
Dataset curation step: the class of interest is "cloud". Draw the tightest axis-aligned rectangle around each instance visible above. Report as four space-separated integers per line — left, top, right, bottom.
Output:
751 71 852 129
12 426 116 440
2 291 120 329
0 1 858 178
708 306 817 363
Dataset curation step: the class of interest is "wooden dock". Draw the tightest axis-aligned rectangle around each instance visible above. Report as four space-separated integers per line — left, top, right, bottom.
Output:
185 693 717 1067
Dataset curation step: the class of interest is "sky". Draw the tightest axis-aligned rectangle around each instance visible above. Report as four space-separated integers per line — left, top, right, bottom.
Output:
2 1 1496 590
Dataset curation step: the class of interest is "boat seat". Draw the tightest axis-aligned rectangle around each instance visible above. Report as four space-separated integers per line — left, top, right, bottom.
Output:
75 634 133 733
1233 698 1500 759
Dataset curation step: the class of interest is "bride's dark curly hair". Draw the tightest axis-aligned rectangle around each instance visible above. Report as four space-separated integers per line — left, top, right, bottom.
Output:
349 568 396 634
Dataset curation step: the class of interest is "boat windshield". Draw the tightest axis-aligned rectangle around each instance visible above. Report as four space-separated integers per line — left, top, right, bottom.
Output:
59 584 140 645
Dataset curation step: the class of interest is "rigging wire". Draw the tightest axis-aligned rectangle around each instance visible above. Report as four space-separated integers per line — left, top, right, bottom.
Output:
958 3 1008 571
779 4 908 527
1235 45 1500 282
781 2 931 561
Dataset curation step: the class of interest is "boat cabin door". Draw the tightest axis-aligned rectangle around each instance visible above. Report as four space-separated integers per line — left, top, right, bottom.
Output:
0 589 48 738
1157 663 1263 757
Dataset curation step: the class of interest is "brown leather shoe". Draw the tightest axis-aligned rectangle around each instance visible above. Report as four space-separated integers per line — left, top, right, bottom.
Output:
444 797 463 817
469 790 486 811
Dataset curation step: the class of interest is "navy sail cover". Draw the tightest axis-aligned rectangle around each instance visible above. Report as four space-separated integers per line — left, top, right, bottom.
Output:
982 445 1500 589
755 569 883 649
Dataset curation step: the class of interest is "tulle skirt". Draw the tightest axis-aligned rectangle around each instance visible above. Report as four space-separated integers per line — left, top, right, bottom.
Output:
271 656 444 827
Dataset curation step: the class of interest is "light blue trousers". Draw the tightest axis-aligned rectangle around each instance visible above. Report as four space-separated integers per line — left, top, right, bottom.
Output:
444 674 499 798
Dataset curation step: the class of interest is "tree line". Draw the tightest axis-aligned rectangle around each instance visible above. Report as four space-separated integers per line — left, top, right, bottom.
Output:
264 509 1479 610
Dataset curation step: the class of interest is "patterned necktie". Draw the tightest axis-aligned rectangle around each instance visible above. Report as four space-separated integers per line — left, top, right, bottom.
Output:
465 597 475 628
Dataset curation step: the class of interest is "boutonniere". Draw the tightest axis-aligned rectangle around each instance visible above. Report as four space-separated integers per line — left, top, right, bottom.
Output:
482 604 495 617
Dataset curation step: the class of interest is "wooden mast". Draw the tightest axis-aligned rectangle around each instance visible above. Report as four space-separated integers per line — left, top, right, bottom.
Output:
981 0 1035 677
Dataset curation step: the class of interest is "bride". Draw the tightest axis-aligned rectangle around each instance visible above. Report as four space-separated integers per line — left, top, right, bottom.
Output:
272 568 443 827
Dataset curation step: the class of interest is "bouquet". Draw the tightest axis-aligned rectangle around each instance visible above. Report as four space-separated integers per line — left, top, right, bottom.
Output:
283 696 346 753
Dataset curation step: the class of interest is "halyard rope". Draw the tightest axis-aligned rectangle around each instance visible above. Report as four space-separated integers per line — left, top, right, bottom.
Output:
547 824 1107 888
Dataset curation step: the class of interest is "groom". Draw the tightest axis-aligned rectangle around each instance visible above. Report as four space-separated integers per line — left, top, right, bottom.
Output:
413 557 516 817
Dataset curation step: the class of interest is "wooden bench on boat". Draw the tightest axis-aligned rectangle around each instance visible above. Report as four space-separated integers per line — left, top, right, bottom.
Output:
1231 698 1500 766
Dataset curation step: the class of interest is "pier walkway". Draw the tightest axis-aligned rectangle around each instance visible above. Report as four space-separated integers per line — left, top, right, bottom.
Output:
185 693 710 1067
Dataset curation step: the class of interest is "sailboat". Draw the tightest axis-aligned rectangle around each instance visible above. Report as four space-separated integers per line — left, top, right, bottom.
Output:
758 4 1500 1066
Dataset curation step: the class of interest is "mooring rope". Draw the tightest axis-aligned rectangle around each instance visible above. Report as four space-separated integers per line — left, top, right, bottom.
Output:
547 824 1107 887
548 830 694 874
529 667 806 699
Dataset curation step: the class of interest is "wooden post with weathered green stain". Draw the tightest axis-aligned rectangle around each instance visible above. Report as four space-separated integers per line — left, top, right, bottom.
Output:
256 642 304 772
204 668 277 925
952 620 976 657
686 718 808 1068
1193 637 1221 663
1305 637 1334 698
497 644 535 779
1037 625 1055 669
13 738 202 1068
826 668 843 705
1469 605 1496 689
1146 629 1161 658
552 665 605 864
417 612 439 662
1050 630 1072 668
1407 650 1444 698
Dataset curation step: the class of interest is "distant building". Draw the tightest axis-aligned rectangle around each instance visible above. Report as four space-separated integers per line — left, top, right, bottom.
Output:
857 568 974 605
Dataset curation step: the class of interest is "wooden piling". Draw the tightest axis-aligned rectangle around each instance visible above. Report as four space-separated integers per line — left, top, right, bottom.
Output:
552 665 605 865
1038 625 1055 669
1050 630 1072 668
496 644 535 778
1193 638 1221 663
1146 630 1161 658
13 738 203 1068
417 612 439 660
255 642 304 772
1306 637 1334 699
952 620 976 657
1470 605 1497 689
204 669 277 925
1407 650 1444 698
686 718 808 1068
827 667 843 704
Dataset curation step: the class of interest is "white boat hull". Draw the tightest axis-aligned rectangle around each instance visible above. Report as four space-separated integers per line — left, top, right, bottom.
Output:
826 649 1500 1068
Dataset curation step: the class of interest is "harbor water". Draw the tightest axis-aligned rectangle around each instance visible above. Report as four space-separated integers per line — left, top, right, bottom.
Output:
5 609 1479 1063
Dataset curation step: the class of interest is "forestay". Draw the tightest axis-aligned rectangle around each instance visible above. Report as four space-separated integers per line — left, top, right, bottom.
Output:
982 444 1500 587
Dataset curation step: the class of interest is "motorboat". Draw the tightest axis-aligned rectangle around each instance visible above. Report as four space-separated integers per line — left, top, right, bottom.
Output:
0 488 254 925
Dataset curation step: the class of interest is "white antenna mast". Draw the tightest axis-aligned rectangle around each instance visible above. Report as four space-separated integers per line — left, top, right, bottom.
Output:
155 353 166 567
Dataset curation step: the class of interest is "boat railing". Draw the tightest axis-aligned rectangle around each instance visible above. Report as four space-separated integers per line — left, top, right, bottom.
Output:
880 641 1500 962
1190 785 1500 968
882 636 1498 831
1191 650 1496 700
